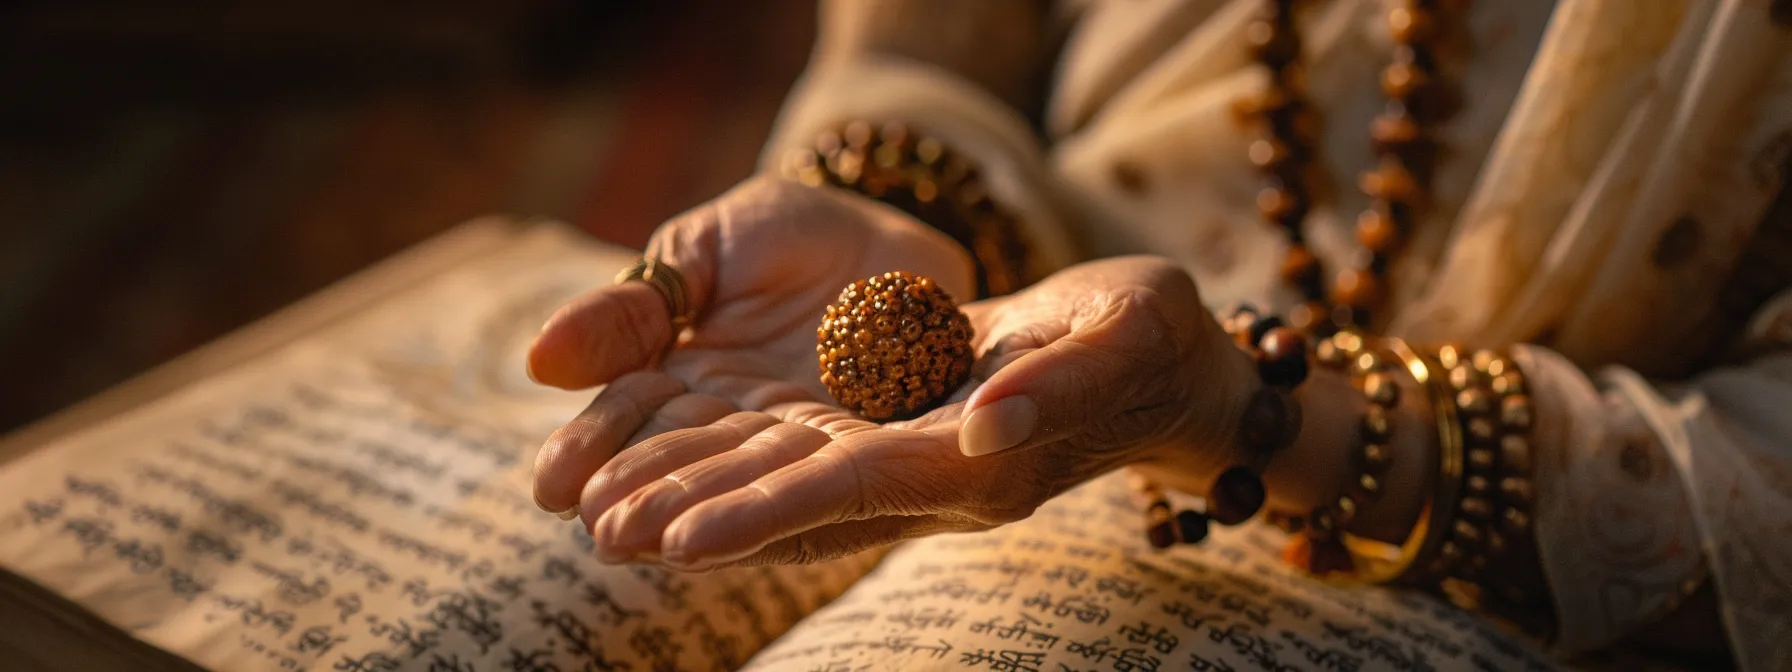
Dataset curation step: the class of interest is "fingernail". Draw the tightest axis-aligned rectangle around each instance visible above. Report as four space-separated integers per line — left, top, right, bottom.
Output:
960 395 1038 456
535 494 578 520
525 357 544 385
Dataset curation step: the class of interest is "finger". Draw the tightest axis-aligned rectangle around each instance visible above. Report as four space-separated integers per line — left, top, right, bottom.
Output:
578 411 779 533
958 293 1178 457
527 283 678 390
527 211 721 390
533 372 686 516
623 393 737 448
659 430 980 569
693 514 965 570
593 423 831 563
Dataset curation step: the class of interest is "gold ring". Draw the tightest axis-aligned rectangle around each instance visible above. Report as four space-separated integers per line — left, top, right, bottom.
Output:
615 257 695 334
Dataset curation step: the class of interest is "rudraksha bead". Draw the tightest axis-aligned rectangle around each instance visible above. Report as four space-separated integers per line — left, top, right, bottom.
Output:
817 271 973 420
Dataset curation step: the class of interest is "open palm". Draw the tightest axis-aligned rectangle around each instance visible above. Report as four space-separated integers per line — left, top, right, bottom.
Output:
528 177 978 516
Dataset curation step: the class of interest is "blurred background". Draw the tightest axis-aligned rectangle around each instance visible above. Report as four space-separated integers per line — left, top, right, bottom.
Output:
0 0 816 432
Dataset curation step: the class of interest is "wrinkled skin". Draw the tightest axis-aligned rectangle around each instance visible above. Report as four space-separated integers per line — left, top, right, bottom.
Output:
529 176 1255 571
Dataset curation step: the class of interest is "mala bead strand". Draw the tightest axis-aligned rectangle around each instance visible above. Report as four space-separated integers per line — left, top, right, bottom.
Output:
1334 0 1470 326
1141 305 1309 549
1241 0 1330 320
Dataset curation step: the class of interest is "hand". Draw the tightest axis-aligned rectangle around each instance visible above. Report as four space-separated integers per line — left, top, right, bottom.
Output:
574 256 1263 570
528 176 977 516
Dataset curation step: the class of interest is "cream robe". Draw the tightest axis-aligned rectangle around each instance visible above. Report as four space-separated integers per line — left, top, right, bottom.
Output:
759 0 1792 668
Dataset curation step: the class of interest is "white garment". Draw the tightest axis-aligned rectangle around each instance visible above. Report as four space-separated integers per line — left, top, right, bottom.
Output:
758 0 1792 668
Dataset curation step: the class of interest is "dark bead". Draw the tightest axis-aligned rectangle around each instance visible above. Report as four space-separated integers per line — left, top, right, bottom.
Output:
1258 327 1310 387
1209 467 1267 526
1248 315 1285 346
1240 388 1300 453
1146 520 1176 549
1282 245 1322 290
1175 510 1211 544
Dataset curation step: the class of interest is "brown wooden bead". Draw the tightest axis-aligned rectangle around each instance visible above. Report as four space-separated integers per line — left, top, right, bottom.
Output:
1448 365 1483 391
1246 19 1302 67
1466 474 1491 494
1314 338 1345 366
1288 300 1331 331
1334 496 1359 524
1209 466 1268 525
1436 344 1464 370
1503 508 1531 533
1282 245 1322 287
1258 327 1311 387
1452 519 1483 545
1258 186 1311 226
1387 6 1436 43
1357 207 1403 252
1359 160 1421 204
1360 441 1393 471
1331 268 1383 308
1370 112 1423 154
1381 61 1433 101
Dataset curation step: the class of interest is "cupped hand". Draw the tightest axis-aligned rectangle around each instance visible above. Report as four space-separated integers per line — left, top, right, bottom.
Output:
573 256 1261 571
529 176 977 516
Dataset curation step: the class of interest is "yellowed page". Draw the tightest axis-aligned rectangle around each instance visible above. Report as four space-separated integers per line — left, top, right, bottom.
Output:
0 223 878 671
745 471 1559 672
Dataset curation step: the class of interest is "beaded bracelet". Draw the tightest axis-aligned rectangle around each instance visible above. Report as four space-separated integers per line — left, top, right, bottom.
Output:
1274 329 1402 576
1428 346 1554 635
781 121 1031 298
1137 305 1306 548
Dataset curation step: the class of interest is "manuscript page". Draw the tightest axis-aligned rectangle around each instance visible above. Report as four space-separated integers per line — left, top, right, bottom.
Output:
746 473 1561 672
0 224 879 671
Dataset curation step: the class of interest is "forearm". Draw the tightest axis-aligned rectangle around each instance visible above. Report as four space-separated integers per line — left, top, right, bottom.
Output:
812 0 1058 115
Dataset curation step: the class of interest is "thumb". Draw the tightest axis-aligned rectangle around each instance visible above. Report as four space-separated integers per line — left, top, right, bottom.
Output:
527 210 720 389
957 296 1173 457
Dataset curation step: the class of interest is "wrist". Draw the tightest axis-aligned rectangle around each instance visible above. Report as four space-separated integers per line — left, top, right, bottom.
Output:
779 120 1032 297
1262 360 1434 544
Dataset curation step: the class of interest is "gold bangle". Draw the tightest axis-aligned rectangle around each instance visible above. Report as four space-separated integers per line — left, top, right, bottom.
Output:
1351 337 1463 586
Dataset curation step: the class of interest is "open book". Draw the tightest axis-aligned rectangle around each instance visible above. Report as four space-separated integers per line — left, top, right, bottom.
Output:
0 221 1560 671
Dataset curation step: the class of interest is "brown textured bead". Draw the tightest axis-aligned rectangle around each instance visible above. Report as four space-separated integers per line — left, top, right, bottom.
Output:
1357 207 1403 252
1460 496 1492 520
1468 447 1496 471
818 272 973 420
1436 344 1464 370
1209 467 1268 525
1331 268 1383 308
1448 365 1483 391
1364 372 1401 406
